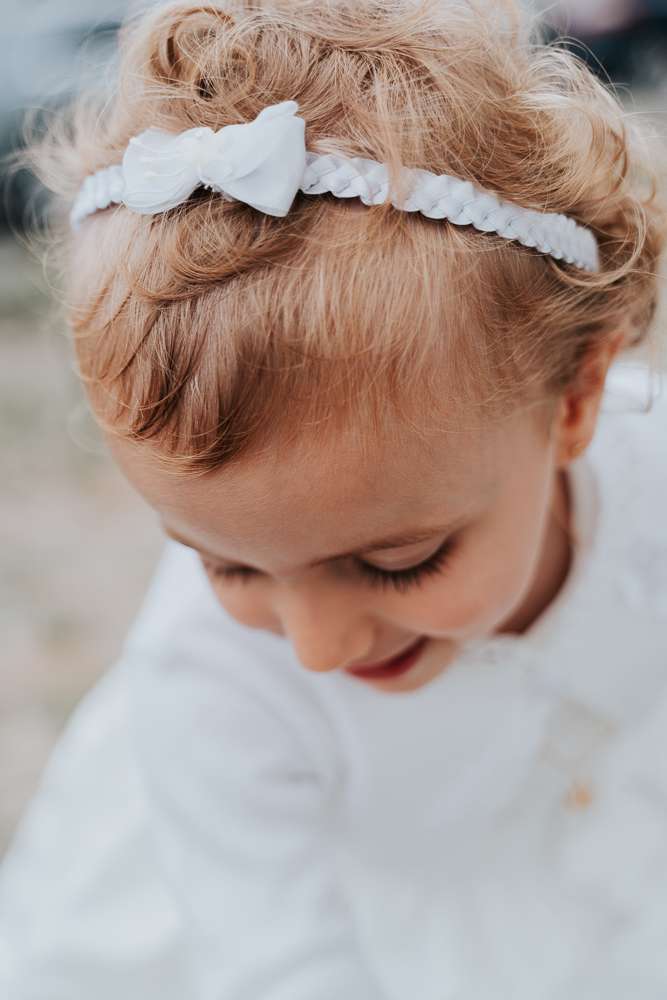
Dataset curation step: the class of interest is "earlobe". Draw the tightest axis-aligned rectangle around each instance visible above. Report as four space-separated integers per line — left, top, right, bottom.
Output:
553 333 625 467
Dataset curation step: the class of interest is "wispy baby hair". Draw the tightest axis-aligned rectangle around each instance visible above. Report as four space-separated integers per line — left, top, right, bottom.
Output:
15 0 667 475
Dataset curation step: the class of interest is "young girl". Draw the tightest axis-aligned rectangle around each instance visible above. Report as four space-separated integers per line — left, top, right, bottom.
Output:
2 0 667 996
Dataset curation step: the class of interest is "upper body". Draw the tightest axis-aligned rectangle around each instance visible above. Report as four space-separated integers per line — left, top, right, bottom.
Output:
3 362 665 1000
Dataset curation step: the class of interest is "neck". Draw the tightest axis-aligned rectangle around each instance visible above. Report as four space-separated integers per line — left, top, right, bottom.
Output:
497 467 573 636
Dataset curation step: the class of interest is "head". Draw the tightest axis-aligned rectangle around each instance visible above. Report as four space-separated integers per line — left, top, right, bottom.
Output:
18 0 666 691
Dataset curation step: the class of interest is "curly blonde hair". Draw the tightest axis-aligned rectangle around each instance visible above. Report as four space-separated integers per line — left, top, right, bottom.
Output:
13 0 667 475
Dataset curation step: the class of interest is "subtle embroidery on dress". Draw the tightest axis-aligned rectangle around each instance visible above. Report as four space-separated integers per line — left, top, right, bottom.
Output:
537 698 618 811
564 779 594 811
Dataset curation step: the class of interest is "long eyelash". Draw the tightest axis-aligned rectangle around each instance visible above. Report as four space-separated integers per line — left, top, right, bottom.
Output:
355 537 456 594
203 537 457 595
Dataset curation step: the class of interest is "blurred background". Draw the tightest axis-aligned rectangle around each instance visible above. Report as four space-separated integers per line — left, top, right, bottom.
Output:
1 0 666 855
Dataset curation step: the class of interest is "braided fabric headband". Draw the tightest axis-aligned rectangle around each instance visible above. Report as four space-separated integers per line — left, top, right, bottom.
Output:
70 99 600 272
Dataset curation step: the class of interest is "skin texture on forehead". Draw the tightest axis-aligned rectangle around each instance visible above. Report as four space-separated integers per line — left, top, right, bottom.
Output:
107 405 513 576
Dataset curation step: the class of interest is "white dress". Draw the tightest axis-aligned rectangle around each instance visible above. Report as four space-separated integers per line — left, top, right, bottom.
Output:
1 362 667 1000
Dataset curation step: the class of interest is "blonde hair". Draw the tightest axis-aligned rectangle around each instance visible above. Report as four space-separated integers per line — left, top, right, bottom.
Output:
13 0 667 475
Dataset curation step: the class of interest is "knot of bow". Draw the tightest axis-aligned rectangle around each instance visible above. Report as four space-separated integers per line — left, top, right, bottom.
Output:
121 100 306 217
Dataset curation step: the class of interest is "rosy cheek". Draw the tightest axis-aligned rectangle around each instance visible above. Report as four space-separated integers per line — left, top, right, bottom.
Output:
418 560 526 634
434 588 491 633
465 561 533 629
398 580 481 634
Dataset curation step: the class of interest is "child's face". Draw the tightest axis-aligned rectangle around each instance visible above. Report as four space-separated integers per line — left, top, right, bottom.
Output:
107 399 573 693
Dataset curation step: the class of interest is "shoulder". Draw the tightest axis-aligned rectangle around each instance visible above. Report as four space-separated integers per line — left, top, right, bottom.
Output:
582 359 667 634
120 539 341 784
597 360 666 449
590 360 667 516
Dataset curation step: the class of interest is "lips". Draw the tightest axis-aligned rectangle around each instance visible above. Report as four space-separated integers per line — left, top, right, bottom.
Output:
345 636 426 677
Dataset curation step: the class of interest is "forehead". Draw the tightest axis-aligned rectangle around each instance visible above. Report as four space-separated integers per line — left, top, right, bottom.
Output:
107 410 531 567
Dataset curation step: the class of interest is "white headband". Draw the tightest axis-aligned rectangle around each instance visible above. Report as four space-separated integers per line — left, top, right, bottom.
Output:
70 99 600 272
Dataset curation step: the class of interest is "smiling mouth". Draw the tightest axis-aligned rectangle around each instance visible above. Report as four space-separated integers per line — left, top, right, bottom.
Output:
345 636 428 680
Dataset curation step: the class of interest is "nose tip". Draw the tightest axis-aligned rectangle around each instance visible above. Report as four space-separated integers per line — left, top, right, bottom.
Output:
296 654 347 675
292 637 376 675
301 663 331 675
276 589 376 675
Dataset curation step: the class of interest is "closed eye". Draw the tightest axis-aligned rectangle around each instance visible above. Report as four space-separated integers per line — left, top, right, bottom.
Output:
202 536 458 595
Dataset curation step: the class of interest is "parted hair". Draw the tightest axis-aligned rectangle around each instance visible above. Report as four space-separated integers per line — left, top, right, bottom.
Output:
13 0 667 474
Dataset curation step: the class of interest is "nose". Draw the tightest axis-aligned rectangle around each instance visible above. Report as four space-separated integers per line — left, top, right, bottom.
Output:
273 580 376 674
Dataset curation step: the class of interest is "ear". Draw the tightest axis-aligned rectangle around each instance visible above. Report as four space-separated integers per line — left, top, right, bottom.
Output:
552 333 626 467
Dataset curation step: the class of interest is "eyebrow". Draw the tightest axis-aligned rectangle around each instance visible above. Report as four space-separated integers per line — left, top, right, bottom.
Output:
162 516 467 570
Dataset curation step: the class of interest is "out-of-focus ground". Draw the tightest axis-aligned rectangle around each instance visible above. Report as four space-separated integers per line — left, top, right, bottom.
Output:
0 238 163 853
1 85 666 857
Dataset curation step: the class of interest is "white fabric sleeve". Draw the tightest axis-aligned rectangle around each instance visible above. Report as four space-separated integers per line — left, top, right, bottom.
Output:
0 661 191 1000
125 542 387 1000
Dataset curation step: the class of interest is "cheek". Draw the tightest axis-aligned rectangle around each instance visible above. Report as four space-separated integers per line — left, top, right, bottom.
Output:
206 578 276 631
412 512 546 636
409 571 523 636
462 533 539 628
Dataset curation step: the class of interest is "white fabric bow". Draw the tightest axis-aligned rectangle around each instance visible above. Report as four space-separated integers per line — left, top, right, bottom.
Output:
121 100 306 217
